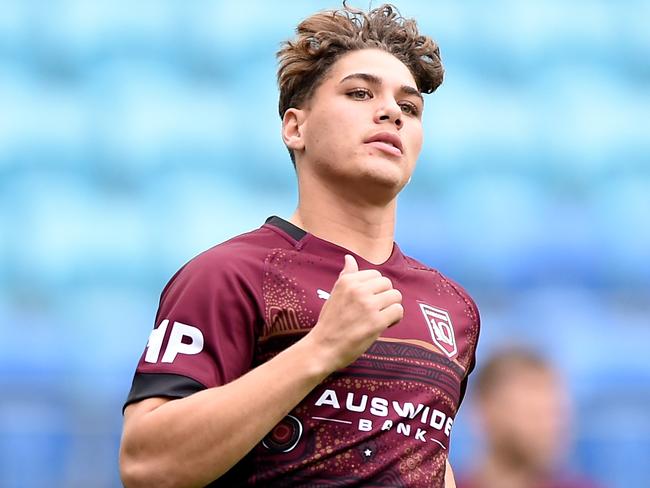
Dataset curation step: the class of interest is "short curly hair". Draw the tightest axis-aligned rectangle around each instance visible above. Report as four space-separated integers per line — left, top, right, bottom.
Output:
277 2 444 165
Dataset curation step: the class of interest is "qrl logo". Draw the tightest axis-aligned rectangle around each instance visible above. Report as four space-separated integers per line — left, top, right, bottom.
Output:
419 303 457 358
144 319 204 363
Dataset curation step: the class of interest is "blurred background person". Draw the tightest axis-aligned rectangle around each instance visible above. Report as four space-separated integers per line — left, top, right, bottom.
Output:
456 348 602 488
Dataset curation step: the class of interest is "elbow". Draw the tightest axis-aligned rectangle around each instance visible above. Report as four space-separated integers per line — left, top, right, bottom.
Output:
120 459 198 488
119 460 143 488
119 448 151 488
120 457 144 488
119 442 175 488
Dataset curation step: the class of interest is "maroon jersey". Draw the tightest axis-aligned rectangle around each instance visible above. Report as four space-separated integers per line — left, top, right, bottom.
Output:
125 216 481 487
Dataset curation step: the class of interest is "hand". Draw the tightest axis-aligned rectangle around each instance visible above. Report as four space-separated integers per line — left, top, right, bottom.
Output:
307 254 403 372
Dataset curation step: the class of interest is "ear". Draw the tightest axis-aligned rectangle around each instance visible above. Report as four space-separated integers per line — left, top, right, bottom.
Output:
281 108 307 152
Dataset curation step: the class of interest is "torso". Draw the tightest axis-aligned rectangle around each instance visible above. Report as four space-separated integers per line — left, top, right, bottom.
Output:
245 218 480 486
127 216 481 487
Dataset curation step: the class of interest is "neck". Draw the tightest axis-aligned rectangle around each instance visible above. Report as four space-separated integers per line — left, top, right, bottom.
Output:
471 453 544 488
291 173 397 265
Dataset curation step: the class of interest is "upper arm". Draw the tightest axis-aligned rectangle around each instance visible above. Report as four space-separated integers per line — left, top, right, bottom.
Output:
123 252 261 412
123 397 170 429
120 396 172 477
121 398 172 452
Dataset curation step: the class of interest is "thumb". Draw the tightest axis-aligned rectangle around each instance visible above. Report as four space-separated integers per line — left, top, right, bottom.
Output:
340 254 359 276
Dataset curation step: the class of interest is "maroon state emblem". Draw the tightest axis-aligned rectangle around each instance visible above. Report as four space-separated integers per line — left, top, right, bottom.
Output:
418 303 458 358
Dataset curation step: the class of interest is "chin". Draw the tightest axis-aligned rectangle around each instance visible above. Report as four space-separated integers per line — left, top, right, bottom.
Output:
354 173 408 204
359 155 406 178
319 156 409 197
366 167 409 190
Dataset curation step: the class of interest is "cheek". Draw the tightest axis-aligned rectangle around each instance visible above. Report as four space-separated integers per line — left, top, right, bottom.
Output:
411 129 423 154
405 134 423 173
402 125 423 160
306 114 345 151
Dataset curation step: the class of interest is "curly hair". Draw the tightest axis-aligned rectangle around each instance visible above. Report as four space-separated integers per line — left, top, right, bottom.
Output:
277 2 444 120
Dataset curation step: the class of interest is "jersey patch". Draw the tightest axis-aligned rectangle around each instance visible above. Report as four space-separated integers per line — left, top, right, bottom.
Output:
144 319 204 364
418 303 458 359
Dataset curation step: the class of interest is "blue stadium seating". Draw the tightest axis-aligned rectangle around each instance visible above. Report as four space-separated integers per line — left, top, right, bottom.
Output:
0 1 648 486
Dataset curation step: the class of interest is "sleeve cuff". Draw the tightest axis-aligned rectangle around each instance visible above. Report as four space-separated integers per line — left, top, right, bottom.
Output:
123 372 207 414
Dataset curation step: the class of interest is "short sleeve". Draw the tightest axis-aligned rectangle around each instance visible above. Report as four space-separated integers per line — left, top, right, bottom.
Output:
457 295 481 408
124 251 262 411
458 353 476 407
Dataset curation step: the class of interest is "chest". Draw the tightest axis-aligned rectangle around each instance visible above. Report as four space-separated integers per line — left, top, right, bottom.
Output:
259 250 478 373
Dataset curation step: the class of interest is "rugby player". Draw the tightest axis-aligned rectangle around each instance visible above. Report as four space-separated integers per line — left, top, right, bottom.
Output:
120 3 480 487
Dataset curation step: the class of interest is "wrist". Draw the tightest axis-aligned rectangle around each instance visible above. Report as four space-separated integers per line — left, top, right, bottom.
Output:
293 332 336 382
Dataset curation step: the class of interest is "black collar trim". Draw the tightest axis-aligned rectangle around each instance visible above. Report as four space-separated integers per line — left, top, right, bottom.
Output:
265 215 307 241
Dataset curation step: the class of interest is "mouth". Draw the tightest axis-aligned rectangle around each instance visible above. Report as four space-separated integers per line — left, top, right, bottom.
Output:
364 131 403 157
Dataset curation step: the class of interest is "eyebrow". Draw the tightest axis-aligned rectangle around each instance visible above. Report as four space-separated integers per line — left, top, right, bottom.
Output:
339 72 424 103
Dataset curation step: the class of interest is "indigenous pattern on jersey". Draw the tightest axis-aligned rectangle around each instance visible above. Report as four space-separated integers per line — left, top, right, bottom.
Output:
125 216 480 487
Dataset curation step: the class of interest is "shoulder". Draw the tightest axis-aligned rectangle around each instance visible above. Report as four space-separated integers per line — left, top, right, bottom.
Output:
161 225 292 297
190 226 280 267
402 254 480 320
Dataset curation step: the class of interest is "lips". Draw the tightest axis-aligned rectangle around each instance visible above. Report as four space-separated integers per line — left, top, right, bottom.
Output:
364 131 403 157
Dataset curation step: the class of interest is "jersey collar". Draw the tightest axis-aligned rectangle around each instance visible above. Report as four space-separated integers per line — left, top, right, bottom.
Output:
265 215 307 241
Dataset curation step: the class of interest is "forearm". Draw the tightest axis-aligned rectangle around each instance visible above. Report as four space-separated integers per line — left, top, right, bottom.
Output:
120 334 330 488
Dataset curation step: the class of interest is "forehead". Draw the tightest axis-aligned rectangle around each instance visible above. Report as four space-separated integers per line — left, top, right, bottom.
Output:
326 48 418 89
497 368 562 398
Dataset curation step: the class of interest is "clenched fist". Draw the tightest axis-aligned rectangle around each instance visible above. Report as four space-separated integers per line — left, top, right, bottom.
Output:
307 254 404 372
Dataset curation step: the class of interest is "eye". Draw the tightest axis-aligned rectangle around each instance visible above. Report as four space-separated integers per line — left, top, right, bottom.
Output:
399 101 420 117
347 88 373 100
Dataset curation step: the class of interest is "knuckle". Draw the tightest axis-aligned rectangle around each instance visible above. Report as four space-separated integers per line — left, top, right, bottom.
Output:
360 295 375 311
350 285 364 299
337 277 354 294
337 274 351 286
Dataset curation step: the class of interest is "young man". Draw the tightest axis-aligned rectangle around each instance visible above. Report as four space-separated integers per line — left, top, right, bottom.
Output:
120 4 480 487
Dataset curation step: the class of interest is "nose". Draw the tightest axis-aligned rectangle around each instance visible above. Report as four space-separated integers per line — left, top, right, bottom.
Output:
374 99 403 129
